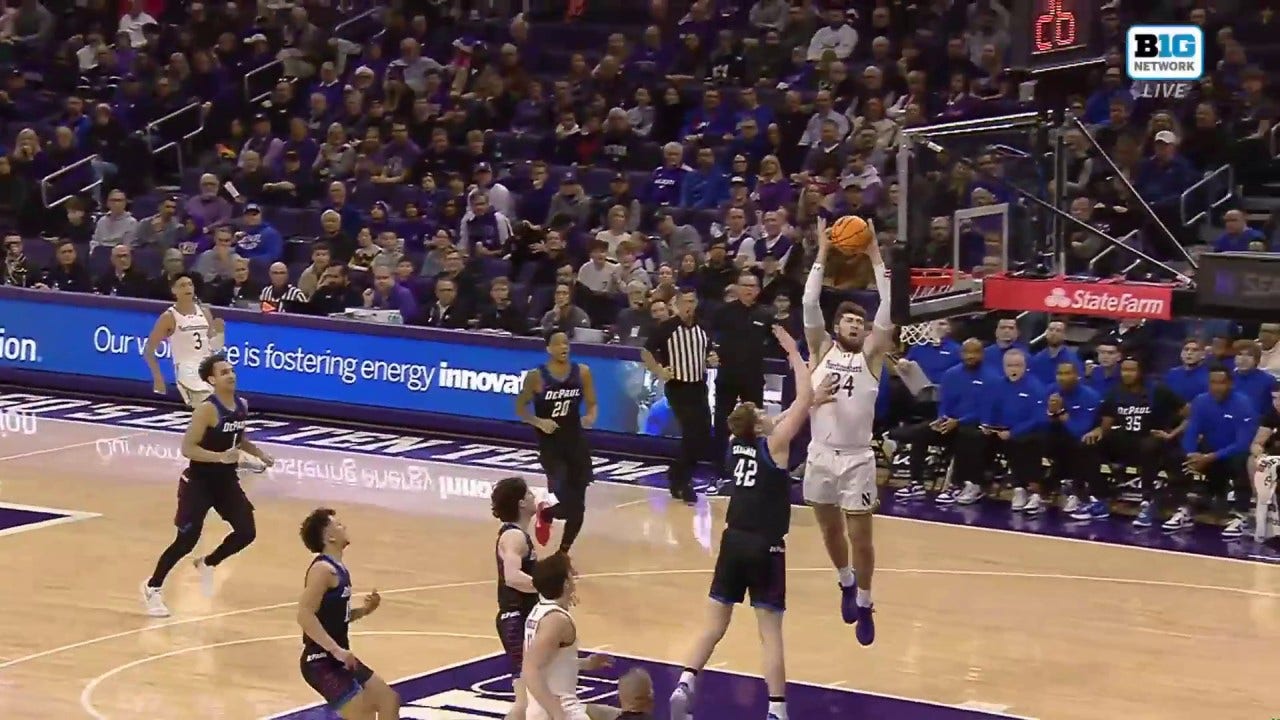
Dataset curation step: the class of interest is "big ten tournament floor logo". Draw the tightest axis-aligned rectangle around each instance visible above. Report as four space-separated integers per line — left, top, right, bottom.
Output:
1126 24 1202 99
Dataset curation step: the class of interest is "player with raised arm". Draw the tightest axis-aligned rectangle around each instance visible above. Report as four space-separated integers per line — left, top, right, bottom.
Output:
522 551 617 720
669 326 820 720
141 354 275 616
492 476 540 720
515 331 599 552
296 508 401 719
143 271 265 473
800 215 893 646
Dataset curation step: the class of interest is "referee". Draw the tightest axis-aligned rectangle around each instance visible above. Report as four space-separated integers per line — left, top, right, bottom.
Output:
643 288 716 504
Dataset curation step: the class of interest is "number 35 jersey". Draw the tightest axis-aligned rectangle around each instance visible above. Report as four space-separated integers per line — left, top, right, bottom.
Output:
810 344 879 452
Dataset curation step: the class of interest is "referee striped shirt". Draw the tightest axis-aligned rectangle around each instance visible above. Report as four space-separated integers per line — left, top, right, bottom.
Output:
259 283 308 313
645 317 710 383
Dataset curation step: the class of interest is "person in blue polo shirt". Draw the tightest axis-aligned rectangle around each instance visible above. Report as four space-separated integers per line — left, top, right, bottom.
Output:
981 315 1030 378
893 338 986 505
1029 319 1083 386
1084 340 1122 397
1175 366 1258 538
1044 361 1106 521
1164 338 1210 402
982 349 1048 515
904 318 962 384
1231 340 1277 415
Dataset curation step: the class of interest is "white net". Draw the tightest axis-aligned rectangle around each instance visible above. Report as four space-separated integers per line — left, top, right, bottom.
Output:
900 321 940 346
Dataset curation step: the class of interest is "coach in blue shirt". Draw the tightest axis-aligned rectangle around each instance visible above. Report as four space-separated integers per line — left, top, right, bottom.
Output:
1029 320 1083 386
1180 366 1258 536
982 316 1031 379
892 339 986 504
982 349 1048 514
1045 361 1106 519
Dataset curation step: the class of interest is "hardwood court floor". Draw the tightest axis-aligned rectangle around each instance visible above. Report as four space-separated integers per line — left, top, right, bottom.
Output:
0 414 1277 719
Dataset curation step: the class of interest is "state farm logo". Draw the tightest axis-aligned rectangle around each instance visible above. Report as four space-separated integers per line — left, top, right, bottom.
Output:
1042 286 1168 316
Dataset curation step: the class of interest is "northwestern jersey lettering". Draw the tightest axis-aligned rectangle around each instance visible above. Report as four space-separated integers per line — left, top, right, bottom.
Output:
168 305 212 367
725 437 791 542
496 523 538 615
535 364 584 432
810 346 878 451
302 554 353 658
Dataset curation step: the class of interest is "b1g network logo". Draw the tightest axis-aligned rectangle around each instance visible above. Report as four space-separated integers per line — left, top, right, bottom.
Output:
1126 25 1203 82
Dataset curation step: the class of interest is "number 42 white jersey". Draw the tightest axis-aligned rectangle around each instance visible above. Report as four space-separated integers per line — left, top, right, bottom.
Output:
809 343 879 452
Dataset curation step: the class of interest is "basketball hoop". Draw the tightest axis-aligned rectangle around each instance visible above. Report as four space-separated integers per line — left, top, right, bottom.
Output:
900 269 972 346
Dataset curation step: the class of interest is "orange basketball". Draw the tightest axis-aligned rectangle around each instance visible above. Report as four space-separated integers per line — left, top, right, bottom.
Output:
830 215 872 254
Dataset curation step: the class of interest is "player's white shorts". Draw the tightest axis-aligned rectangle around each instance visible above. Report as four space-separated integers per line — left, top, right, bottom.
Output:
174 363 211 407
803 445 878 513
528 698 588 720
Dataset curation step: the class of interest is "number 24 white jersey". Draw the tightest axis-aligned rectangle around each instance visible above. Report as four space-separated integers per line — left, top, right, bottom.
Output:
810 343 879 452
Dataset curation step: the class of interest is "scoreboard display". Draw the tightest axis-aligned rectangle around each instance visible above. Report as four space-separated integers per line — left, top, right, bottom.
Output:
1008 0 1099 71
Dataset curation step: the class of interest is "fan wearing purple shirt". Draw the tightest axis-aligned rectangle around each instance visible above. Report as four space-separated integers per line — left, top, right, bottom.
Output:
364 264 419 324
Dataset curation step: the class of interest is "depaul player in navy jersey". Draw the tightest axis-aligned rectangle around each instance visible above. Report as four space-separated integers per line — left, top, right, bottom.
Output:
490 476 539 720
297 508 400 719
516 330 599 552
141 353 275 618
670 326 818 720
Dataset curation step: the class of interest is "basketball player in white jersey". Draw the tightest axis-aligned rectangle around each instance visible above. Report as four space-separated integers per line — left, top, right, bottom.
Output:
800 216 894 646
522 552 621 720
144 272 264 472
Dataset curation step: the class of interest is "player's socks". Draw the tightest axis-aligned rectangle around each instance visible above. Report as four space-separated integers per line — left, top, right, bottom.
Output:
767 697 788 719
670 669 696 720
678 669 697 691
140 582 170 618
837 567 856 587
855 587 872 608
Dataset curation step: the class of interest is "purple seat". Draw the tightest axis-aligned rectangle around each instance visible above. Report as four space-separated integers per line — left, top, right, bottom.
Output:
479 256 511 279
579 167 615 196
88 244 112 275
22 237 52 267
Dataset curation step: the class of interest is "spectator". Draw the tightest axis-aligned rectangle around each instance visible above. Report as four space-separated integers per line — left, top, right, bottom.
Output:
546 172 592 229
1134 131 1198 209
134 195 183 249
476 276 528 335
1 233 35 287
307 265 362 316
40 239 92 292
235 204 284 261
363 264 419 323
681 146 729 210
807 7 858 62
192 226 242 284
697 239 738 302
94 244 149 298
460 192 512 259
260 261 308 313
1212 209 1267 252
614 280 655 346
646 142 691 207
1045 362 1105 519
614 239 653 290
540 282 592 338
92 189 139 248
262 150 315 207
749 0 789 33
204 257 259 307
1164 339 1210 402
150 248 201 300
1259 324 1280 375
982 316 1030 376
231 150 268 203
800 90 850 146
423 277 471 329
297 243 333 297
186 174 234 232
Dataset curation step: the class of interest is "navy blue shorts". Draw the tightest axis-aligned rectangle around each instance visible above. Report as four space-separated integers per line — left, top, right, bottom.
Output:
709 528 786 612
174 469 253 532
300 650 375 709
496 608 528 677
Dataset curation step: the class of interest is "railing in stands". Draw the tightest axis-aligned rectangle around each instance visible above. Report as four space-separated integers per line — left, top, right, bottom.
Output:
1180 163 1234 227
1087 229 1141 275
40 154 102 209
144 102 207 181
1270 121 1280 159
244 60 285 105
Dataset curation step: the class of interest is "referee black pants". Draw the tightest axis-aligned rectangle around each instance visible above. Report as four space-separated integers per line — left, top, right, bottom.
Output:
714 372 764 480
665 379 711 496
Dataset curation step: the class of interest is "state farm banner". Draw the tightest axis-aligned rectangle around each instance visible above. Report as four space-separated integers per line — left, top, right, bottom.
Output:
983 275 1173 320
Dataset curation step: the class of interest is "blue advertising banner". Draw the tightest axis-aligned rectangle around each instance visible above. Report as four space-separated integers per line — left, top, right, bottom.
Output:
0 291 785 438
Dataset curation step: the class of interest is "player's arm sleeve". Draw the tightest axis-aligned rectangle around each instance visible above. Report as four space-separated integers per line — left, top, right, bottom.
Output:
801 259 824 330
870 258 891 330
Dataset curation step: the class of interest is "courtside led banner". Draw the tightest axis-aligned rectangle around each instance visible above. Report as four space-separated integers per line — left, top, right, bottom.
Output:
983 275 1173 320
0 292 780 438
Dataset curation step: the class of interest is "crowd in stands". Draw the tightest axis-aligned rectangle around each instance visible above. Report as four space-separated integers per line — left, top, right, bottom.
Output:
0 0 1278 527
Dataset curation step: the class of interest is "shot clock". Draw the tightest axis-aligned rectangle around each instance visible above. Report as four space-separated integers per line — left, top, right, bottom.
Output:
1009 0 1099 71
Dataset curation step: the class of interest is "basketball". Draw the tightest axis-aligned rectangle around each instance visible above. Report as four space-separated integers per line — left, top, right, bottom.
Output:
830 215 873 254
